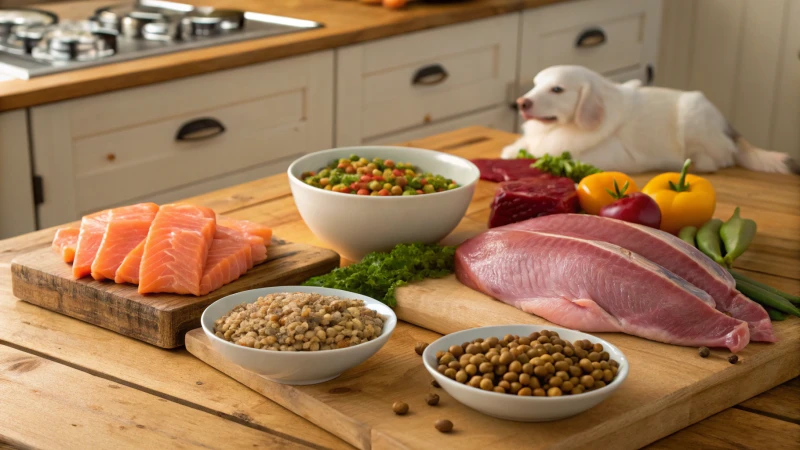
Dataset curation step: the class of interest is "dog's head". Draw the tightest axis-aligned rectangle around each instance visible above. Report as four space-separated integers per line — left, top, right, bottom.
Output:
516 65 606 131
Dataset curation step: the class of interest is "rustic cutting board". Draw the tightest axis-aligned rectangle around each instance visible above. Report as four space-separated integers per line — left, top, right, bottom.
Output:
10 238 339 348
186 274 800 450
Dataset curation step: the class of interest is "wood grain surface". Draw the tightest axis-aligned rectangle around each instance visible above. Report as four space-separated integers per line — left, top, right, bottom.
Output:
0 0 566 111
10 239 339 348
0 126 797 449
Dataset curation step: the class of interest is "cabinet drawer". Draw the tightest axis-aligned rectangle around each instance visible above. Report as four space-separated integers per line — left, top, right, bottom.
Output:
32 51 334 228
336 14 518 145
519 0 662 83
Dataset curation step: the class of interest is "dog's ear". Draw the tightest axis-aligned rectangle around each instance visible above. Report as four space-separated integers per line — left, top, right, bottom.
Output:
575 82 605 131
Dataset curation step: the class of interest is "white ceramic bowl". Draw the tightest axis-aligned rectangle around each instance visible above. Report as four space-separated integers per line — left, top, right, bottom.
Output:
288 146 479 261
201 286 397 385
422 325 629 422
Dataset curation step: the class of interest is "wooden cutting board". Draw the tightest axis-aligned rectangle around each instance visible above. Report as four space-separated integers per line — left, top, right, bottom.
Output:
10 238 339 348
186 273 800 450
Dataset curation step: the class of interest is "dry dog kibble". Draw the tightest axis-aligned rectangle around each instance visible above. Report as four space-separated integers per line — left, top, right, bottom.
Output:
392 401 409 415
435 419 453 433
728 355 739 364
434 330 620 397
213 292 385 351
698 347 710 358
415 342 429 356
431 379 441 388
425 393 440 406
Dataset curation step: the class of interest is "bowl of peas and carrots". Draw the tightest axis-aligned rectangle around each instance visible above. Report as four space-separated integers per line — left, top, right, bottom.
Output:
288 146 479 260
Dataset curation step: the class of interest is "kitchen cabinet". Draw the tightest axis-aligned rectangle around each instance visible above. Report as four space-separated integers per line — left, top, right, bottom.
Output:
0 109 36 238
516 0 663 127
658 0 799 160
335 14 519 146
31 50 334 228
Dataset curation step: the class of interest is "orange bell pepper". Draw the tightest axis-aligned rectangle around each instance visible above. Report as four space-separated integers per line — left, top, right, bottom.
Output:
577 172 639 215
642 159 716 234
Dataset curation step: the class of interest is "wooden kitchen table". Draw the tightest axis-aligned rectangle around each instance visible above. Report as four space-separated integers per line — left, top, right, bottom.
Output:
0 127 797 449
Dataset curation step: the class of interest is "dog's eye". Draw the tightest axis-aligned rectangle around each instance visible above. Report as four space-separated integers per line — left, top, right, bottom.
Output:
551 86 564 94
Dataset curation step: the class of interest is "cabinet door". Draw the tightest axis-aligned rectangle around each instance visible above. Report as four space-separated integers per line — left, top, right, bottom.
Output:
0 110 36 238
31 50 334 228
336 14 519 146
770 0 800 160
518 0 663 92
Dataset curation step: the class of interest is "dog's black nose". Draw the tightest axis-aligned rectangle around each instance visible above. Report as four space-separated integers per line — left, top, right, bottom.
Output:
516 97 532 110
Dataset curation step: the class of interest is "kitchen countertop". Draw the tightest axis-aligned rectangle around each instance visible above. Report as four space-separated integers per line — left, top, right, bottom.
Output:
0 0 567 112
0 126 798 448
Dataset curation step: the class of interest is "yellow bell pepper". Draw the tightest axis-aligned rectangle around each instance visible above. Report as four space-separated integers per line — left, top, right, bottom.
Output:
642 159 716 234
577 172 639 215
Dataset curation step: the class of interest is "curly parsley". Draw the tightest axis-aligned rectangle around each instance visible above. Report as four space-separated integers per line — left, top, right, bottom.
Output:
516 150 602 183
302 243 456 307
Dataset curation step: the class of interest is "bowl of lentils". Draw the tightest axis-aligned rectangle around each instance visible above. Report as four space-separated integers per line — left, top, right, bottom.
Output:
202 286 397 385
422 325 629 422
288 146 479 261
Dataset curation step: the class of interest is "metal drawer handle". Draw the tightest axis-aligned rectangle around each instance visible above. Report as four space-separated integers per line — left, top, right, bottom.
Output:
575 28 606 48
412 64 449 86
176 118 226 141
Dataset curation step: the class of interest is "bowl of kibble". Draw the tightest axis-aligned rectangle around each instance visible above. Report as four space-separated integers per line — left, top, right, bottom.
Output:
422 325 629 422
202 286 397 385
288 146 479 261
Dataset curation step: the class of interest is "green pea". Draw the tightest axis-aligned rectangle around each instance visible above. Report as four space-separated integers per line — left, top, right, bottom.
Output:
349 154 359 161
402 190 416 196
448 183 458 190
369 180 381 191
423 184 435 194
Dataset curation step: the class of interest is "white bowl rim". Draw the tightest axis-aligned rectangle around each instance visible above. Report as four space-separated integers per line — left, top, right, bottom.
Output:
287 146 480 200
201 285 398 357
422 324 629 403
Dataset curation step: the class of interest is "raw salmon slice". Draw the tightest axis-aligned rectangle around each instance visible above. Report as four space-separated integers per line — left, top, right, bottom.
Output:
218 216 271 264
138 204 216 295
91 203 159 281
73 210 112 279
115 240 144 285
52 227 80 263
199 226 253 295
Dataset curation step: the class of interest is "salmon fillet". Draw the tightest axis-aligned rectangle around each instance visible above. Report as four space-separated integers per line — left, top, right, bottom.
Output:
199 226 253 295
138 204 216 295
52 227 80 263
217 216 271 264
73 210 112 279
115 240 144 285
90 203 159 281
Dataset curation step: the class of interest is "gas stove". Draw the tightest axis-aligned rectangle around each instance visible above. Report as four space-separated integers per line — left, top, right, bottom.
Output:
0 1 322 79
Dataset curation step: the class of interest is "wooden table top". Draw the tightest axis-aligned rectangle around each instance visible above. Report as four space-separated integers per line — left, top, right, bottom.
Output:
0 126 797 449
0 0 566 112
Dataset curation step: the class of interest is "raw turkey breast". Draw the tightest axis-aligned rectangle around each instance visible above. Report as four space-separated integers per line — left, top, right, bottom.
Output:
502 215 775 342
455 229 750 352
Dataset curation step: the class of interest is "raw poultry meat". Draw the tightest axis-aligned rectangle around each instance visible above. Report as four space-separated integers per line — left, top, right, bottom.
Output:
472 159 544 182
456 229 750 352
52 227 79 263
91 203 159 281
199 226 253 296
138 204 217 295
503 214 776 342
72 210 112 278
488 176 579 228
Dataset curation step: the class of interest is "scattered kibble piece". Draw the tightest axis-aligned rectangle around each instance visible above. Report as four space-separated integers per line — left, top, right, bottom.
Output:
728 355 739 364
392 401 409 415
431 379 440 388
433 330 620 397
434 419 453 433
698 347 710 358
425 393 440 406
415 342 429 356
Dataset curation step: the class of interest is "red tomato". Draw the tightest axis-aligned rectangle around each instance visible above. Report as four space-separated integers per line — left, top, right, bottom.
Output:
599 193 661 229
378 189 390 196
357 189 370 195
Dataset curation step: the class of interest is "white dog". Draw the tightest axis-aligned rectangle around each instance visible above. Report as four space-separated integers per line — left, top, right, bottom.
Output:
502 65 796 174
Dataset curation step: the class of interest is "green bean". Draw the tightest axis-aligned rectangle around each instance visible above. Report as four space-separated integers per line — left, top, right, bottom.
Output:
696 219 725 265
765 307 787 321
678 226 698 247
729 270 800 305
735 278 800 317
720 207 757 267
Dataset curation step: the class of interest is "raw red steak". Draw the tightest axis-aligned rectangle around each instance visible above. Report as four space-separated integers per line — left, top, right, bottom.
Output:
488 176 578 228
472 159 543 182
